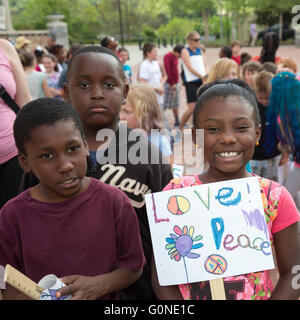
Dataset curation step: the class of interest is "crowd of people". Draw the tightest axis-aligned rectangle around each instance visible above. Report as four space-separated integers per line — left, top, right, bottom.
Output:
0 28 299 301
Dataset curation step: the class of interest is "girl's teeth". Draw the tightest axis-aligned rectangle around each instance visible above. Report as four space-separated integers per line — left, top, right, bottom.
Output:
219 152 239 158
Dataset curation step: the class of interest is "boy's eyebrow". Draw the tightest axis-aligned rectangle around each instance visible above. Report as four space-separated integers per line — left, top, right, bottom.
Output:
36 139 83 151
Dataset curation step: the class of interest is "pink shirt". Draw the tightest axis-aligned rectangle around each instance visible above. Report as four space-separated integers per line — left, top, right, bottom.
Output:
0 46 18 164
163 174 300 300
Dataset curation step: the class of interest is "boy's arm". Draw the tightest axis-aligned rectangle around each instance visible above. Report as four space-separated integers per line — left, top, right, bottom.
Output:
56 267 142 300
270 222 300 299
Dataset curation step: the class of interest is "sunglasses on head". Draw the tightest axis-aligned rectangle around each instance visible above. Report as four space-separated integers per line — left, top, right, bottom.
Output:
192 38 201 41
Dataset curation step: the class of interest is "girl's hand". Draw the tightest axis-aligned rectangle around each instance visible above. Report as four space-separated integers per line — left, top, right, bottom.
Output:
56 275 106 300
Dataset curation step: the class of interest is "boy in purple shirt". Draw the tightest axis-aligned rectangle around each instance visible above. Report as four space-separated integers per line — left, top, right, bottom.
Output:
0 98 145 300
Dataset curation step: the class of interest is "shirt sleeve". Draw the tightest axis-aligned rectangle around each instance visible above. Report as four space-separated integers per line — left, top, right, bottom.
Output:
272 185 300 234
114 193 146 271
0 203 23 272
139 62 149 80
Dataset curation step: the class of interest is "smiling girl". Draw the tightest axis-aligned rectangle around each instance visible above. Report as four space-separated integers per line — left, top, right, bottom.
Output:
151 79 300 300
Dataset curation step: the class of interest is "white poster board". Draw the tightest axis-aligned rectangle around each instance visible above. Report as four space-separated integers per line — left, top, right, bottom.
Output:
182 55 206 82
145 177 275 286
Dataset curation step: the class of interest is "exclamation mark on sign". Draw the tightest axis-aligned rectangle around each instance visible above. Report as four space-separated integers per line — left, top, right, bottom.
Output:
247 183 250 203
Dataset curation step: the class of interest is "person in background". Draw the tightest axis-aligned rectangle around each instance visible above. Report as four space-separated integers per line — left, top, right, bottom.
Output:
230 40 241 66
58 43 84 98
42 53 62 99
180 31 209 130
49 44 67 73
120 83 173 165
206 58 239 84
14 36 31 52
101 36 120 58
19 50 51 99
45 34 56 53
277 57 298 76
0 39 31 208
261 62 277 75
118 47 132 84
251 70 281 181
265 72 300 208
252 32 281 64
139 42 169 130
249 21 258 47
34 46 46 72
242 61 262 89
163 45 184 127
240 52 252 66
219 46 232 59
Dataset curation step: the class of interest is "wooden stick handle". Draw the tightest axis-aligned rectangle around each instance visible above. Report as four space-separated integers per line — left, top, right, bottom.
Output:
209 278 226 300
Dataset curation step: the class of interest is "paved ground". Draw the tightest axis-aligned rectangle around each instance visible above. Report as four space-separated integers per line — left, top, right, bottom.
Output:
125 44 300 175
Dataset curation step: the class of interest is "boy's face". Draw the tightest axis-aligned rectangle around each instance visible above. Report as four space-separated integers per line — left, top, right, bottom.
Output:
64 52 128 133
19 120 90 203
119 50 129 64
244 69 258 88
232 45 240 56
256 92 270 107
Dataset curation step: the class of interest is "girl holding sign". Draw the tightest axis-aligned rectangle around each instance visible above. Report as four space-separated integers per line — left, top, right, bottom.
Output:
151 79 300 300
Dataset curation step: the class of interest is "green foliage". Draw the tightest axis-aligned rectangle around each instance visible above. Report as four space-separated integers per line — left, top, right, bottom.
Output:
157 17 196 39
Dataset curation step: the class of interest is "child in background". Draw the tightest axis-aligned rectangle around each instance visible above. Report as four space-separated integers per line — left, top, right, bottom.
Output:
261 62 277 75
118 47 132 84
230 40 241 66
42 53 62 99
251 71 281 181
206 58 239 84
163 45 184 127
242 61 262 89
277 57 298 76
120 84 173 164
19 50 51 99
151 79 300 300
219 46 232 59
265 72 300 208
240 52 252 66
0 98 145 300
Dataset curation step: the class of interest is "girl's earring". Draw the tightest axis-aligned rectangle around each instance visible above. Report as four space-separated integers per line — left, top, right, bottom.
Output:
256 140 259 146
195 144 199 148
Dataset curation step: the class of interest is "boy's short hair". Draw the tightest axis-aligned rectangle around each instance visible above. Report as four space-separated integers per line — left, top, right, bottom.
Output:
261 62 277 75
242 61 262 77
14 98 85 155
253 70 273 94
67 45 125 81
173 44 184 54
230 40 241 48
240 52 252 65
219 46 232 58
142 42 156 59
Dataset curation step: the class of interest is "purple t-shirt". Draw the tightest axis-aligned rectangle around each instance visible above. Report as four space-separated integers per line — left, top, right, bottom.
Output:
0 178 145 299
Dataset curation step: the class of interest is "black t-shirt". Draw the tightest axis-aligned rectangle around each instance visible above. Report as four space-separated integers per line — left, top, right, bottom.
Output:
19 124 173 300
252 101 281 160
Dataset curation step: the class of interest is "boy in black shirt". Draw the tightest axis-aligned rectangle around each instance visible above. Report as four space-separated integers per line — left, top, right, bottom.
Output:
20 46 173 300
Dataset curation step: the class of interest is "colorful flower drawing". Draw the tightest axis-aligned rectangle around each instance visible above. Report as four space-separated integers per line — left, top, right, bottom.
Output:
165 225 203 282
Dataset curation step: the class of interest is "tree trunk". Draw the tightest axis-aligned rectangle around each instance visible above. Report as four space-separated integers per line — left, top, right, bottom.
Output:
202 9 210 44
279 9 283 41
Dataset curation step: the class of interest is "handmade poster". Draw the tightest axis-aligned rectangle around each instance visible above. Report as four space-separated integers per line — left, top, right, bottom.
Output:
182 55 206 82
145 177 275 286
